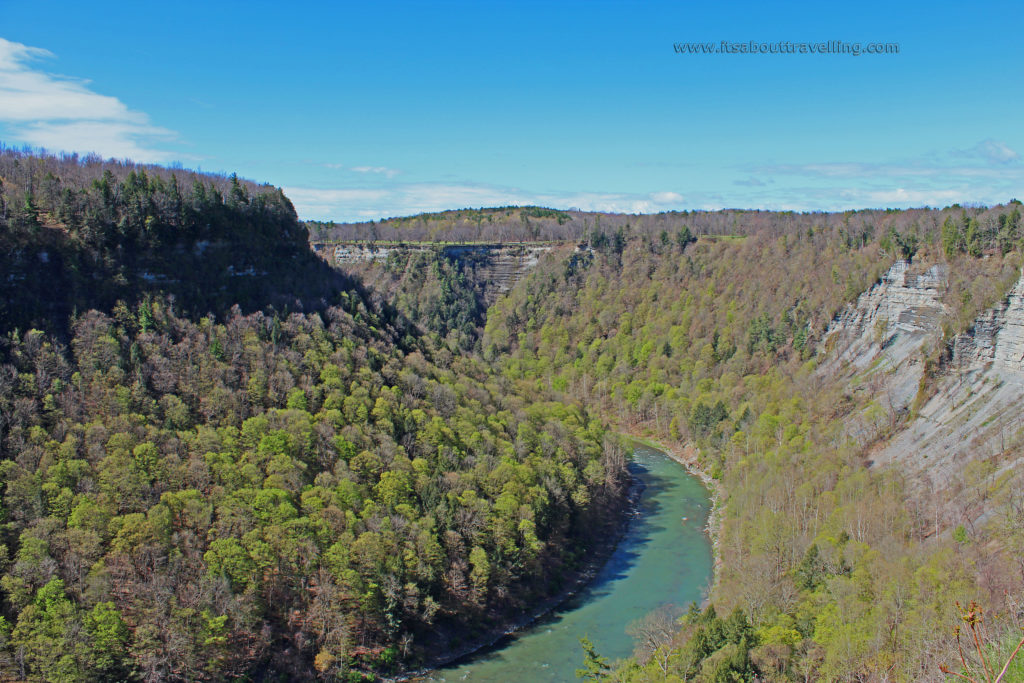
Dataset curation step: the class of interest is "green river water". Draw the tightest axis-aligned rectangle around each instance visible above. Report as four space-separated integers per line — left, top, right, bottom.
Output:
421 443 713 682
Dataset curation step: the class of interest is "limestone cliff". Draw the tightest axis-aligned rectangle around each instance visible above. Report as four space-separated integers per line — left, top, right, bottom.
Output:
951 276 1024 372
872 271 1024 500
820 260 947 415
313 242 557 304
822 260 1024 523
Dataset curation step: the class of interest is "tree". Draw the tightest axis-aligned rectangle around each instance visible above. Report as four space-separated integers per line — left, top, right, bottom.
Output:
576 636 611 680
10 579 85 681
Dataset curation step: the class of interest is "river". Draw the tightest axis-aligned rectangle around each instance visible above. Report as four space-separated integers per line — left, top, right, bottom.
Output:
419 443 713 682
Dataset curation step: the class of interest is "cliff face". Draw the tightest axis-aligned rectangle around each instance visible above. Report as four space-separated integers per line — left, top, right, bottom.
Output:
873 271 1024 493
820 260 948 415
951 276 1024 372
444 245 554 302
824 260 946 366
314 242 556 303
822 260 1024 516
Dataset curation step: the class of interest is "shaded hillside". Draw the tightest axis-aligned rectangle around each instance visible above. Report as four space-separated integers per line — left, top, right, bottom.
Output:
0 147 357 340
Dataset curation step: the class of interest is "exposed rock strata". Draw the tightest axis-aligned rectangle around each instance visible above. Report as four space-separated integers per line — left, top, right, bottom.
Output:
820 260 947 414
819 261 1024 511
313 242 555 302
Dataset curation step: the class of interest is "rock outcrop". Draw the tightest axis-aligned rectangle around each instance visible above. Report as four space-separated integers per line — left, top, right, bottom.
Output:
819 260 947 413
312 242 556 303
817 259 1024 511
823 260 946 366
856 267 1024 506
444 245 553 301
951 276 1024 372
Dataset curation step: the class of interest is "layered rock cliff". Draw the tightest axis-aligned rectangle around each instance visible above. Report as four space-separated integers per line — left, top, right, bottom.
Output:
951 276 1024 372
313 242 556 303
822 260 1024 521
820 260 947 415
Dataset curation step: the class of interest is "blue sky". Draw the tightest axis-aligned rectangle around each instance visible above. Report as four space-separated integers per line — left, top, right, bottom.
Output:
1 0 1021 221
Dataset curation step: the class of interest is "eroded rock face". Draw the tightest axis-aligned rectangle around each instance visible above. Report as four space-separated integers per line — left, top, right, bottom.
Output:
866 269 1024 510
446 245 553 300
818 261 948 422
952 276 1024 372
314 242 555 302
823 260 947 371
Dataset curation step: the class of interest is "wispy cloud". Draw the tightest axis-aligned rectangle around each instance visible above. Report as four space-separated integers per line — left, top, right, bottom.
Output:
314 162 402 178
745 142 1024 209
758 161 1017 179
284 182 693 221
0 37 176 162
734 177 769 187
350 165 400 179
954 138 1020 165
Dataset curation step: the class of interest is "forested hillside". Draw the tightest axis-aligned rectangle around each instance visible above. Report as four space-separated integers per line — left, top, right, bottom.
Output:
0 150 627 680
332 248 490 353
476 206 1024 681
0 147 355 340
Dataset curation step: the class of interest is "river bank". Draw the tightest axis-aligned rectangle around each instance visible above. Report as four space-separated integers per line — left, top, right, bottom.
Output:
414 445 712 682
394 468 645 681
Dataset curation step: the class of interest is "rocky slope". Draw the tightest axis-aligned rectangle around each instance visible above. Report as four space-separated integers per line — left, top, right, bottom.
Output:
822 259 1024 528
874 273 1024 508
820 260 948 424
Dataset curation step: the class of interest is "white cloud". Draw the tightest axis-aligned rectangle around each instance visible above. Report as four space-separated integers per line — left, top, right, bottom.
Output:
749 147 1024 210
736 183 1002 212
284 182 691 221
0 37 176 162
350 165 401 179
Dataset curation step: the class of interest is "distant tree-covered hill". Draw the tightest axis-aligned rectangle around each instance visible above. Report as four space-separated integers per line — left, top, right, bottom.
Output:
308 201 1021 248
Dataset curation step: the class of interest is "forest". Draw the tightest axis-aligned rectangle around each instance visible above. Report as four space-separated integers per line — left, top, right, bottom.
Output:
0 149 627 680
2 146 1024 681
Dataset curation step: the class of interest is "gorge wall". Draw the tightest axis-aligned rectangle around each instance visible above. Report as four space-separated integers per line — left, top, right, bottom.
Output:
311 241 562 303
822 259 1024 525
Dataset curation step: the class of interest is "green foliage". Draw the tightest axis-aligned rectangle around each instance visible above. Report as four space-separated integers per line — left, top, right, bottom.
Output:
4 148 1024 682
576 636 611 680
480 206 1024 682
0 294 625 679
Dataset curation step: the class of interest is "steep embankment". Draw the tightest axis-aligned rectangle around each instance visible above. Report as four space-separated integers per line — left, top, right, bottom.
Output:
819 260 948 446
821 258 1024 532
